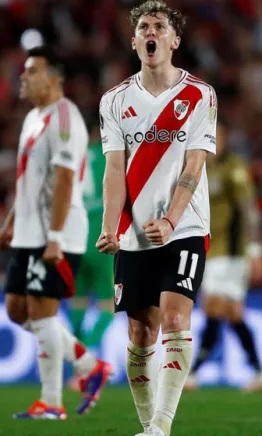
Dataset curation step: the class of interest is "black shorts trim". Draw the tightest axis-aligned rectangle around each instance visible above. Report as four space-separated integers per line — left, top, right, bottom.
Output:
114 236 207 314
4 247 81 300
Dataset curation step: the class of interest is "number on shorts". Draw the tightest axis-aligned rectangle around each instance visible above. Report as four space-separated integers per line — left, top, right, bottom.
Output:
178 250 199 279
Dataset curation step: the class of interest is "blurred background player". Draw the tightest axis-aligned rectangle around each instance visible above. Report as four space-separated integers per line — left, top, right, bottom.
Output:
70 122 114 348
0 46 111 419
186 119 262 391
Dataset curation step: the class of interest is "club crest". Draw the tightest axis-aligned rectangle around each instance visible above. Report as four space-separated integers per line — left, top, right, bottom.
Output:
114 283 123 305
174 100 190 120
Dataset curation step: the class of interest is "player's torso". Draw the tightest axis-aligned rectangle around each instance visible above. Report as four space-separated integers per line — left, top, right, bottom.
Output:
208 154 245 257
107 71 213 250
13 99 88 252
113 72 199 168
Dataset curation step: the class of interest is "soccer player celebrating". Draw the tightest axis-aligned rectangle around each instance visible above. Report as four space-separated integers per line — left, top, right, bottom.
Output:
186 119 262 391
96 1 217 435
0 46 111 419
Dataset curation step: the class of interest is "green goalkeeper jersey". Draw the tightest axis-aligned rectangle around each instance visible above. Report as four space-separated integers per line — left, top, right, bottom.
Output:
82 141 104 214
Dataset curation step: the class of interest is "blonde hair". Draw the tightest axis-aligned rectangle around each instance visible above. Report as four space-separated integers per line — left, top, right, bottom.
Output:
130 1 186 37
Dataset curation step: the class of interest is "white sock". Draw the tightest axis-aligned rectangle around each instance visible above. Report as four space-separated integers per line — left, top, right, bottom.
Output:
22 319 98 376
31 316 63 407
153 331 193 435
127 341 158 430
59 322 98 376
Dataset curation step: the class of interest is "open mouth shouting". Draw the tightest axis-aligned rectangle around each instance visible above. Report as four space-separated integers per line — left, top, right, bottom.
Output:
146 40 157 57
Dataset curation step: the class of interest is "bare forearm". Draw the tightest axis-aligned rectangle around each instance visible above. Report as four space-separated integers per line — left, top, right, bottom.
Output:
165 172 200 226
50 174 72 231
102 172 126 234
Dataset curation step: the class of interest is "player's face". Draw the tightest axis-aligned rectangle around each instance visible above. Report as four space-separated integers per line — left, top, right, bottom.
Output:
20 57 54 101
132 13 181 67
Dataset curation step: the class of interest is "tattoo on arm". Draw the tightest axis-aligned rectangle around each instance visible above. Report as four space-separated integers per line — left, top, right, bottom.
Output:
177 173 198 194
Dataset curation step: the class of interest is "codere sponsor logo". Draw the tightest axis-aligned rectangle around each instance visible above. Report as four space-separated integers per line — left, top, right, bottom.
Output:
125 124 187 145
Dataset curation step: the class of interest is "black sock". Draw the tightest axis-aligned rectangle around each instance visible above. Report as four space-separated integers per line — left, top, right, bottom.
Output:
230 320 260 372
192 317 220 373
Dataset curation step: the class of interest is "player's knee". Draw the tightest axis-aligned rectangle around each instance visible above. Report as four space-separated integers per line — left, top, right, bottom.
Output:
130 324 158 347
162 311 189 332
6 297 27 325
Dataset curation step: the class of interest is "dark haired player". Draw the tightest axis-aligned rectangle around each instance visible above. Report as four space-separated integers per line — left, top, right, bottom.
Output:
0 46 111 419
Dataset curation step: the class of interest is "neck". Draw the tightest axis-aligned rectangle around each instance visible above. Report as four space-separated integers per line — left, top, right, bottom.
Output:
35 89 64 111
140 63 181 96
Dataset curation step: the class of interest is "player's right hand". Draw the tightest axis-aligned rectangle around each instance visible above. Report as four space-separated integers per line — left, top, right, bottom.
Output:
0 225 13 249
96 232 120 254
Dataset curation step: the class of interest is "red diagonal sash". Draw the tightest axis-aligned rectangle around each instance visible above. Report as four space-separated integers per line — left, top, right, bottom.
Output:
117 84 202 239
16 113 52 180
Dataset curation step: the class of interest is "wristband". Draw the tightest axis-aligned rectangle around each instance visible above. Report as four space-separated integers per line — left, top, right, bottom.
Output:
246 242 262 258
47 230 63 244
162 217 175 231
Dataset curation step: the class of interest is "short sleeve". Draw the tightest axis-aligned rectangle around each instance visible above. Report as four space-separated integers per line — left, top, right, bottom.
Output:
49 102 87 171
187 86 217 154
99 95 125 154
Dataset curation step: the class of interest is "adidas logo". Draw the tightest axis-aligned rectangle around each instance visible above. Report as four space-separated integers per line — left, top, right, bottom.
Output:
163 361 182 370
130 375 150 383
38 352 50 359
177 278 193 291
122 106 137 119
27 278 43 291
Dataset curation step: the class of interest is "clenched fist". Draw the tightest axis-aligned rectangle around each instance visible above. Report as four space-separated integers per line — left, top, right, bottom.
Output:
143 218 174 246
96 232 120 254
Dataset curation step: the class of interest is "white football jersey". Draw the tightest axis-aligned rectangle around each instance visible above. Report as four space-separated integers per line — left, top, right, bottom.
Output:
11 97 88 253
100 69 217 251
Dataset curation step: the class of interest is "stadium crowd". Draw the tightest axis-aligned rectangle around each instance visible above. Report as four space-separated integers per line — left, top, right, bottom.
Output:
0 0 262 278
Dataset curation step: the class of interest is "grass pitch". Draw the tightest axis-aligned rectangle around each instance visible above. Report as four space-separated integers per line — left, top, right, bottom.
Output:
1 385 262 435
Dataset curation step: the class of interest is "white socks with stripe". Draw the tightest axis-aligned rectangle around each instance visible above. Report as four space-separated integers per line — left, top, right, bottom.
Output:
152 331 193 435
59 322 98 375
127 341 158 430
31 316 63 407
23 319 98 376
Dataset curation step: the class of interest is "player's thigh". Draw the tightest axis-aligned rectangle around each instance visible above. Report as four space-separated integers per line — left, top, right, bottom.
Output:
160 236 207 304
128 306 160 347
114 248 161 314
26 247 82 301
4 248 28 323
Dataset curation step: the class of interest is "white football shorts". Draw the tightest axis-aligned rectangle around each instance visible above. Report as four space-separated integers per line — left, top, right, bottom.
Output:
201 256 250 301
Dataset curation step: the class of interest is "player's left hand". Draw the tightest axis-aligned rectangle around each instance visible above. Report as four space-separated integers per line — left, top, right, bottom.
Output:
143 218 174 246
43 241 64 265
